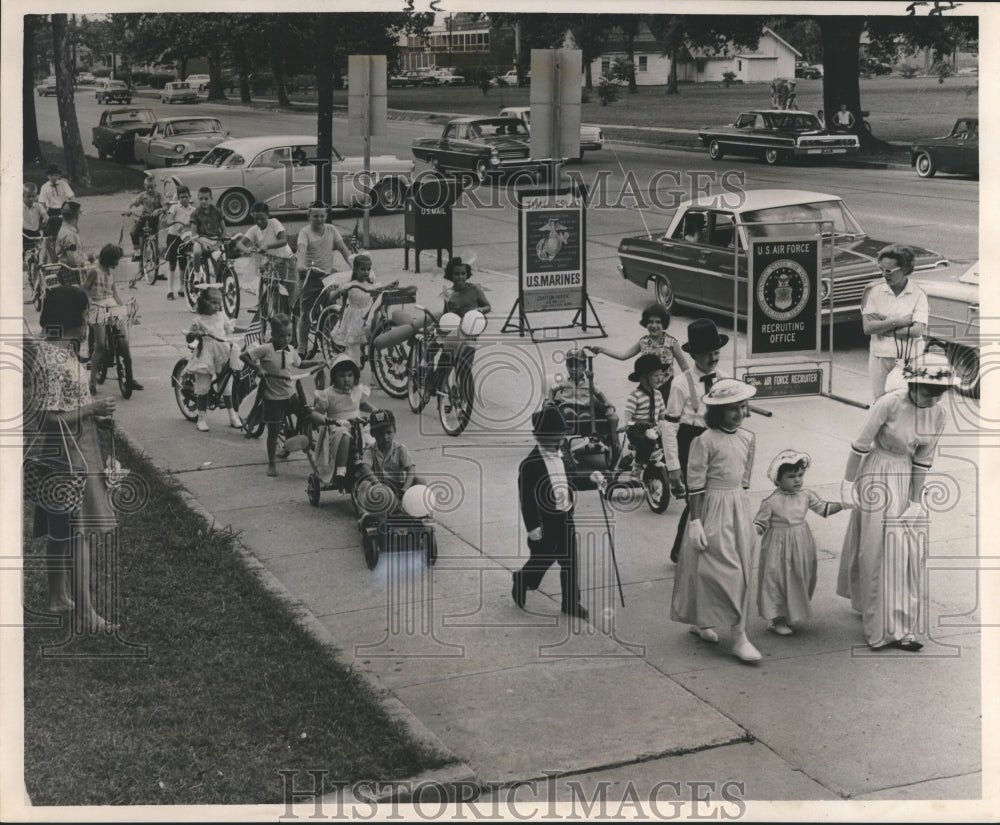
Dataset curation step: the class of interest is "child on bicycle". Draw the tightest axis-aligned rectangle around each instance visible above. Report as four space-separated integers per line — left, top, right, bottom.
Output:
190 186 227 279
329 253 377 365
236 202 295 321
309 353 375 489
361 409 416 505
184 285 241 432
82 244 143 395
163 185 195 301
548 348 620 465
128 173 166 263
623 354 670 469
23 182 49 260
242 313 322 476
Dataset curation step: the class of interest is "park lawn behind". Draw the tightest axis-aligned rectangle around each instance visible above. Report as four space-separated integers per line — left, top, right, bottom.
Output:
22 435 454 805
25 141 146 195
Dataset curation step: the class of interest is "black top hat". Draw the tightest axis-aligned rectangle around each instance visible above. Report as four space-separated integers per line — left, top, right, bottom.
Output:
681 318 729 354
628 353 669 382
531 403 568 436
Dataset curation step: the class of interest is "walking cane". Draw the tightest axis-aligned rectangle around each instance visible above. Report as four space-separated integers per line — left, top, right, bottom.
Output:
597 481 626 607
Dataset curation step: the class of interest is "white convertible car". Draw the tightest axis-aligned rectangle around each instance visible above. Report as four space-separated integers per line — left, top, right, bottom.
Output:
151 135 413 224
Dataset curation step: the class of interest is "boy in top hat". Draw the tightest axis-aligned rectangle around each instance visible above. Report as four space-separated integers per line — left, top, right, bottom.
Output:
663 319 730 563
513 403 604 621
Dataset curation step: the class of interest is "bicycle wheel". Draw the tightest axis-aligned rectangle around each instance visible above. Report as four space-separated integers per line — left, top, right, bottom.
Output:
370 318 411 399
172 358 198 421
642 463 671 514
115 337 133 399
142 235 159 286
220 265 240 319
362 530 381 571
407 336 430 413
32 278 44 312
26 255 40 293
438 362 474 436
308 305 340 359
183 260 201 312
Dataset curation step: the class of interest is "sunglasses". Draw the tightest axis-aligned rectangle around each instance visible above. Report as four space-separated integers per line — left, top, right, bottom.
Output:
879 265 902 276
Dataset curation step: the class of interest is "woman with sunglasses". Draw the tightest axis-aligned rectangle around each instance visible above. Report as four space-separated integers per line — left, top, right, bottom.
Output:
860 244 928 400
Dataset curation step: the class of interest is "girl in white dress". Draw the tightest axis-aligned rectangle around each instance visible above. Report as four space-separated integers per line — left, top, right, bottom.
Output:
331 254 376 365
183 286 242 432
670 378 760 662
754 450 847 636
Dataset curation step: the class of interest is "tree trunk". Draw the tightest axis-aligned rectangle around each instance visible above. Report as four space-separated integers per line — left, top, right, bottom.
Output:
316 15 335 206
234 40 252 104
269 24 291 108
24 16 43 165
626 33 637 93
51 15 89 187
585 61 592 89
207 53 226 101
818 16 890 153
666 45 679 94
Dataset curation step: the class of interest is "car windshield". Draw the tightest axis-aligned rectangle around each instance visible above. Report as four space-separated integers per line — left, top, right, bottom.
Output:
741 200 865 239
767 113 822 131
107 81 127 89
199 147 244 168
110 110 155 125
168 119 222 135
472 119 528 137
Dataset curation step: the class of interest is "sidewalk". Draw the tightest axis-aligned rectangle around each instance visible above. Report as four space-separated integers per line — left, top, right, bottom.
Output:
42 194 982 808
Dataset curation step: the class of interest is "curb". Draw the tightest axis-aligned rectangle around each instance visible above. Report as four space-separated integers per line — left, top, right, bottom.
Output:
111 421 478 803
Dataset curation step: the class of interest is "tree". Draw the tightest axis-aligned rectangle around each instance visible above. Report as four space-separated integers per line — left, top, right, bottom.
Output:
566 15 616 90
51 14 90 187
24 15 44 165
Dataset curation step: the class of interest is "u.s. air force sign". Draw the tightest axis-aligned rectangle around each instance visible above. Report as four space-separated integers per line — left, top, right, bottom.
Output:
749 238 821 355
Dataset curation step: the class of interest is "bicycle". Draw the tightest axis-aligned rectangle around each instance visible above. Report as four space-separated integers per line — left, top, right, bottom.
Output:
404 307 479 436
23 234 44 308
120 210 162 288
35 262 86 312
181 235 241 319
91 298 140 400
312 279 417 399
250 250 295 337
171 328 257 424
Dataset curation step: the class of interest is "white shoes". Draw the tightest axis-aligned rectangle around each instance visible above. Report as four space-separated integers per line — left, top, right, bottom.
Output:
689 626 719 643
732 631 762 662
767 619 794 636
228 410 243 429
196 415 209 432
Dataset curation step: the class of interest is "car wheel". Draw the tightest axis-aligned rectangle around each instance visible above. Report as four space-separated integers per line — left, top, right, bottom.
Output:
763 148 781 165
374 178 405 214
219 189 253 225
915 151 937 178
474 158 488 184
653 276 675 311
708 140 724 161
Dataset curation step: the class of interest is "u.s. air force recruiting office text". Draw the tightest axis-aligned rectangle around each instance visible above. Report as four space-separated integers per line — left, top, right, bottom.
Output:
749 238 821 356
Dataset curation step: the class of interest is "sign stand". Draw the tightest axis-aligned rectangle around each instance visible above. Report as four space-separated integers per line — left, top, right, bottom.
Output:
733 220 869 411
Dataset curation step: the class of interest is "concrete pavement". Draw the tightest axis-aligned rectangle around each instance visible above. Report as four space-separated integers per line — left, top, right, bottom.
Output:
28 191 983 809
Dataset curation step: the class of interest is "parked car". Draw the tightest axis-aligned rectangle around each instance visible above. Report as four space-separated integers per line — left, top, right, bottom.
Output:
133 116 228 168
76 72 97 85
92 107 157 162
432 71 465 86
911 117 978 179
388 74 410 88
412 116 554 182
498 106 604 160
185 74 211 92
807 64 824 79
861 57 893 75
95 79 132 105
160 81 200 104
617 189 949 326
36 76 57 96
150 135 413 224
911 260 980 398
699 109 860 165
500 70 529 86
794 61 809 78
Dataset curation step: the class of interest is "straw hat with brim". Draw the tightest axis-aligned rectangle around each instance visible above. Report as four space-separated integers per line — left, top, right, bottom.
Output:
628 353 669 382
766 449 812 485
532 403 568 436
702 378 757 406
682 318 729 354
902 351 960 386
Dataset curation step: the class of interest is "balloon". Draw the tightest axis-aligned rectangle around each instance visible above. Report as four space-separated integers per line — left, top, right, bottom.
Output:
402 484 436 518
355 478 398 519
372 324 415 350
460 310 487 337
438 312 461 334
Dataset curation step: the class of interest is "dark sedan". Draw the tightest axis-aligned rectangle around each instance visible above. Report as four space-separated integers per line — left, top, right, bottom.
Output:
617 189 949 327
911 117 978 179
699 110 860 165
91 107 156 162
412 117 543 182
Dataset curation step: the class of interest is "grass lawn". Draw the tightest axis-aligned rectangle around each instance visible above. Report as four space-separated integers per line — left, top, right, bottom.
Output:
22 436 454 805
25 141 146 195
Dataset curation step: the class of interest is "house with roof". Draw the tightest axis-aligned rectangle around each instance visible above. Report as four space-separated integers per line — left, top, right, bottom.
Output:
589 25 800 86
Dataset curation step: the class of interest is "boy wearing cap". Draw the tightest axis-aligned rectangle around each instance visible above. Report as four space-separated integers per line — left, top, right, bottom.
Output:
548 349 619 465
663 319 730 563
362 409 416 500
623 353 671 470
38 163 75 230
128 174 166 262
513 403 603 620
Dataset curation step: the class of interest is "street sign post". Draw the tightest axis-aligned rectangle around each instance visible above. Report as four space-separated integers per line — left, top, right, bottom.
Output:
348 55 387 248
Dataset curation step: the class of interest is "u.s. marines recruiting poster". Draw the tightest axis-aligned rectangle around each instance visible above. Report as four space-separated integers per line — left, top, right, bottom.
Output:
2 2 996 824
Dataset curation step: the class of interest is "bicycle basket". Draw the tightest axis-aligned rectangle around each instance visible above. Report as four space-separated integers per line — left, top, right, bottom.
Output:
41 264 69 291
381 286 418 307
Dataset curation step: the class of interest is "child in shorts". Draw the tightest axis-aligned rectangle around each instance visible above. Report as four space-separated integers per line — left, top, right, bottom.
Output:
361 409 416 504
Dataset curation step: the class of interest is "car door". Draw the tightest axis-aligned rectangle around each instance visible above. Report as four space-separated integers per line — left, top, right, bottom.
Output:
951 119 978 174
244 144 319 210
696 210 744 315
441 124 470 170
134 123 160 163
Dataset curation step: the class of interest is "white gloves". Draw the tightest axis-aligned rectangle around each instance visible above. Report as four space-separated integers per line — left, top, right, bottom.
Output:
900 501 928 522
527 527 543 541
645 427 659 441
589 471 608 491
688 519 707 551
840 479 856 509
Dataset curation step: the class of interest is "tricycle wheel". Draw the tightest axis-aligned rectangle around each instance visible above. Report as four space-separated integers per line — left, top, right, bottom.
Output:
363 531 381 570
307 473 321 507
642 464 671 514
